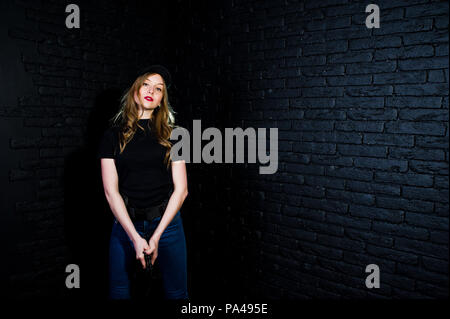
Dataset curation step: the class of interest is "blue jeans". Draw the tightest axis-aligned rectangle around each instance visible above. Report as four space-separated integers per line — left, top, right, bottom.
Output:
108 211 188 299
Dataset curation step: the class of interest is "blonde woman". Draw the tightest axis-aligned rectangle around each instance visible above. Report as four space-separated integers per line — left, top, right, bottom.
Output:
97 65 189 300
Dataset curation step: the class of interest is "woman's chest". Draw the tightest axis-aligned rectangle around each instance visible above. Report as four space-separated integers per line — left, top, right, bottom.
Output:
117 134 166 170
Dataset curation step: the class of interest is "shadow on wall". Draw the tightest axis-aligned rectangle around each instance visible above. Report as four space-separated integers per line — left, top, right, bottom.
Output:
62 88 122 299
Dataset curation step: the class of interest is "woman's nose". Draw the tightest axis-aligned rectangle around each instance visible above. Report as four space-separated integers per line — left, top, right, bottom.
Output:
147 86 153 93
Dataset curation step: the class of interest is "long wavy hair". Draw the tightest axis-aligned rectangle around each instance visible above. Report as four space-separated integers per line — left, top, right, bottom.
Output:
110 72 177 170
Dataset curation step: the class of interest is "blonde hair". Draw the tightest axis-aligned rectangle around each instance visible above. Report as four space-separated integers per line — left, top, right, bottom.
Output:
110 72 177 169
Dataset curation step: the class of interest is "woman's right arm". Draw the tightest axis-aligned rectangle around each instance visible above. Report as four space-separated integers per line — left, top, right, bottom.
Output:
100 158 141 243
101 158 151 268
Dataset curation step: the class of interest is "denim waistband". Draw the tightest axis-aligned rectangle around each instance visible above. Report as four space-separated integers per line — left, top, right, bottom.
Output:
113 210 181 225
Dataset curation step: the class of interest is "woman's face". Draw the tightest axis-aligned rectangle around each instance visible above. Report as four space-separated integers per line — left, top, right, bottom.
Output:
134 73 165 113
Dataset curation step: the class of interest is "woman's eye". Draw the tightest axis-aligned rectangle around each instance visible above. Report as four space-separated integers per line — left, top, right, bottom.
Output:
157 88 162 91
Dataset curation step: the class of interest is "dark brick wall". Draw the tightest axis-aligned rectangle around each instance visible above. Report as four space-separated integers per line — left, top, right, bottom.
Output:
1 0 174 299
170 0 449 299
1 0 448 300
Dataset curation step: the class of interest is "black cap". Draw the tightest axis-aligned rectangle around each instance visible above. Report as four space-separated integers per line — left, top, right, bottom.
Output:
136 64 172 88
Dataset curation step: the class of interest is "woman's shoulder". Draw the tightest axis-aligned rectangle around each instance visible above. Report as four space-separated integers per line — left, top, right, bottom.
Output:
101 124 121 143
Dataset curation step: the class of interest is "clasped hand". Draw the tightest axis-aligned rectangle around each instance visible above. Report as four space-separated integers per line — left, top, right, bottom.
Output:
133 235 159 270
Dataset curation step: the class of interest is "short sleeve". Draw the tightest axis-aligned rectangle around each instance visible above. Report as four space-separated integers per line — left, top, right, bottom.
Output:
97 127 117 159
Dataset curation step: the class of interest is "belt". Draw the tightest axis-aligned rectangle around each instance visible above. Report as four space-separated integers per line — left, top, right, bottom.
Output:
120 192 169 221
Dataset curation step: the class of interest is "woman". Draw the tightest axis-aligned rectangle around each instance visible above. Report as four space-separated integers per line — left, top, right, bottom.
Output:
97 64 189 300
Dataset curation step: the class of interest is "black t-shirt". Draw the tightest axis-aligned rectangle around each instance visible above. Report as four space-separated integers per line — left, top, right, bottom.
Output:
97 118 173 208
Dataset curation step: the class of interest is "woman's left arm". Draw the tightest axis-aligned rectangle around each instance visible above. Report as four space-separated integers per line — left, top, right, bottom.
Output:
147 160 188 262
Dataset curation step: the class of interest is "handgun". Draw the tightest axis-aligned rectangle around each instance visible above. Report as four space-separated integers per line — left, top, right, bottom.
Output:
144 252 153 273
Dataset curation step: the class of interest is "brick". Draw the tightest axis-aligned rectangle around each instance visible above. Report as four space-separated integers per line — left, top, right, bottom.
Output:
430 230 449 244
372 221 429 240
347 61 396 74
381 272 416 291
402 186 449 203
397 263 449 285
337 144 387 157
404 212 449 231
335 120 384 132
373 18 433 36
376 196 433 213
428 70 446 83
310 131 362 144
354 157 408 172
434 16 449 30
317 234 365 251
302 40 348 56
364 133 414 147
374 172 433 187
325 166 373 182
373 71 426 84
286 55 326 67
277 224 317 242
292 120 333 131
327 75 372 86
349 204 404 223
300 64 344 76
405 3 449 18
394 83 448 95
346 180 400 196
310 154 353 167
344 228 394 248
317 277 370 297
375 45 434 60
349 36 402 50
409 160 448 175
325 212 371 230
285 163 324 175
306 16 350 31
390 147 445 161
366 244 418 264
253 98 289 110
435 44 449 57
416 280 449 298
329 190 376 205
301 86 344 97
343 251 396 273
299 241 343 260
304 219 344 236
398 108 448 121
291 97 335 108
345 85 393 96
304 110 346 120
293 142 336 154
328 51 372 64
403 29 448 45
422 256 449 274
434 176 449 189
284 183 326 198
416 136 449 149
385 121 446 136
325 27 369 41
386 96 442 108
302 197 348 214
304 175 346 190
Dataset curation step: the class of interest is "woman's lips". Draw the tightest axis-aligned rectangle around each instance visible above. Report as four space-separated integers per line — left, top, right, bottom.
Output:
144 96 153 101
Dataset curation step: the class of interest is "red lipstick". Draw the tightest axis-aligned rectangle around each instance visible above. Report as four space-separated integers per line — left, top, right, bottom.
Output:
144 96 153 101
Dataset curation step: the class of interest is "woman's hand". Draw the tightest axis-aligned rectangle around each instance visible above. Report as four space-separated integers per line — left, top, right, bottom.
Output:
147 235 160 266
132 236 151 269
